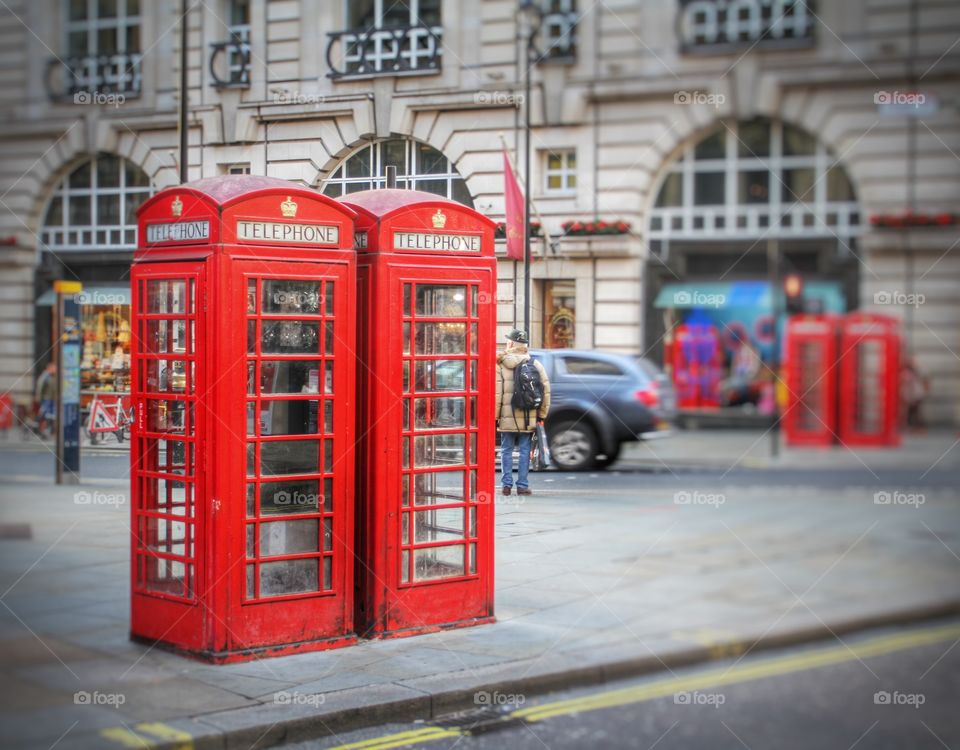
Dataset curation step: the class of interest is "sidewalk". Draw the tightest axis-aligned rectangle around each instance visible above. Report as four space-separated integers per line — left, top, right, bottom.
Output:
0 440 958 749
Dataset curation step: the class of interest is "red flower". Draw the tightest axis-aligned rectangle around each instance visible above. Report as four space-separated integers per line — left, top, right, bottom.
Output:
935 213 953 225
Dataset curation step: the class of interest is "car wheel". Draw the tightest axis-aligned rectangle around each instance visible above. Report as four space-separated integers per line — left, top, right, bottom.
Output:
594 443 622 469
548 420 598 471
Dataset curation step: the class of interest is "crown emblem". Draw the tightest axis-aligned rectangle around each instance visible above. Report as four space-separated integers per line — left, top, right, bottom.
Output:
431 209 447 229
171 196 183 217
281 196 298 218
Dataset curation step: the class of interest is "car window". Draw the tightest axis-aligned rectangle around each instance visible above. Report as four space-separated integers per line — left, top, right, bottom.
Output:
561 356 624 376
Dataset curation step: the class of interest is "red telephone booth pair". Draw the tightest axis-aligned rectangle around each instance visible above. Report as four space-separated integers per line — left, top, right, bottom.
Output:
131 177 495 661
783 312 900 447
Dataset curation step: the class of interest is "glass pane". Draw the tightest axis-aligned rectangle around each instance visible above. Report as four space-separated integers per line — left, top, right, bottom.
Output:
97 26 118 53
259 519 319 556
124 192 147 224
259 559 318 596
147 400 186 434
414 434 465 467
150 476 189 514
414 397 465 429
694 130 725 160
69 196 91 225
97 194 121 225
783 125 816 156
414 508 464 543
345 146 371 178
262 280 322 315
257 479 321 515
69 161 91 188
246 484 255 516
324 400 333 433
146 319 188 354
403 284 411 315
383 139 406 173
323 557 332 589
246 564 255 597
415 285 466 316
451 179 473 207
248 321 256 353
260 440 320 476
258 400 320 436
414 545 464 581
146 280 188 314
414 178 448 197
126 161 150 187
694 172 725 205
260 360 320 394
324 478 333 512
415 323 466 354
469 543 476 574
782 168 814 204
414 360 465 392
69 0 87 20
655 172 683 207
44 196 63 225
98 0 118 18
97 155 120 187
401 550 410 583
737 120 771 157
827 168 855 202
738 171 769 204
145 359 188 393
417 144 447 174
261 321 320 354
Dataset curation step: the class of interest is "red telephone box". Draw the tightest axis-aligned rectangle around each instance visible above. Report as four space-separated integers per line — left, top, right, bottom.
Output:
132 176 358 661
783 315 839 446
339 190 497 639
838 312 901 447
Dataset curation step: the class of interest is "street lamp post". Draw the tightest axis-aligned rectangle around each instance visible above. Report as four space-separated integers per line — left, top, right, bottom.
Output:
518 1 542 337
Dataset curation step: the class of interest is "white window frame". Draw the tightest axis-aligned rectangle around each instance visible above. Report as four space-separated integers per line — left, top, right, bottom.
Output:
543 149 577 195
64 0 141 56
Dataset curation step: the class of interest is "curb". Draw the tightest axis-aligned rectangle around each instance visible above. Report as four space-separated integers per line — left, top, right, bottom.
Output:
59 599 960 750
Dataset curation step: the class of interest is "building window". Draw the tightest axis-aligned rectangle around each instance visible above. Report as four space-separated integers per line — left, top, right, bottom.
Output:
51 0 142 98
543 150 577 194
544 280 576 348
678 0 815 52
328 0 443 79
210 0 251 88
541 0 578 61
225 163 252 175
322 139 473 207
41 154 152 251
648 118 860 241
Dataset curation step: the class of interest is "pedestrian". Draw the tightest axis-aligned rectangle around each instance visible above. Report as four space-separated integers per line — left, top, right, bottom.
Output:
35 361 57 437
901 356 930 431
495 329 550 496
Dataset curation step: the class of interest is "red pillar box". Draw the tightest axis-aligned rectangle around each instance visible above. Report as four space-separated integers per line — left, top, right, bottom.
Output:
783 315 839 446
132 176 358 661
838 312 901 447
339 190 497 639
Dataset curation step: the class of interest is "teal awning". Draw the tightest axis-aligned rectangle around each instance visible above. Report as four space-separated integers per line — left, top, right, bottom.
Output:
654 281 845 312
35 285 131 306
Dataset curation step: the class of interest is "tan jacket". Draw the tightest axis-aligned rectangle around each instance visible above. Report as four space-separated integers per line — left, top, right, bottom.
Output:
495 348 551 432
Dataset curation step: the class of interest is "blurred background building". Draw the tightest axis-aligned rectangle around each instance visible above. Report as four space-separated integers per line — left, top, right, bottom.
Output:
0 0 957 424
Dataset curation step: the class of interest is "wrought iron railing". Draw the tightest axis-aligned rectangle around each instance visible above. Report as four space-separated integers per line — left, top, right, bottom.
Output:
209 25 251 88
46 52 142 102
677 0 815 52
326 24 443 79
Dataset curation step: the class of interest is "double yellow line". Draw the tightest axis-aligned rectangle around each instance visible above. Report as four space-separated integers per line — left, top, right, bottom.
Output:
327 622 960 750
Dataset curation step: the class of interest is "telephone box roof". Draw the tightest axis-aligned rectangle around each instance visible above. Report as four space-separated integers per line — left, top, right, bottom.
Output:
341 189 495 227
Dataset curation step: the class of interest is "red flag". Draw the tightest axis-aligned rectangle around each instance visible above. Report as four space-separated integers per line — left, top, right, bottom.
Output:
503 149 525 260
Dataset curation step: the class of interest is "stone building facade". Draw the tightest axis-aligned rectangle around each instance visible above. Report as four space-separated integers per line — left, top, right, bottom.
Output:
0 0 957 422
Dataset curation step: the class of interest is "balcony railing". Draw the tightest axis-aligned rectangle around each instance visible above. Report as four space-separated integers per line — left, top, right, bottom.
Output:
209 25 252 89
46 52 142 102
326 24 443 79
540 9 578 62
677 0 815 53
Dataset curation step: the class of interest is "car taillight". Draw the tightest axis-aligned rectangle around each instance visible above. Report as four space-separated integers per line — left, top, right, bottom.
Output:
635 384 659 407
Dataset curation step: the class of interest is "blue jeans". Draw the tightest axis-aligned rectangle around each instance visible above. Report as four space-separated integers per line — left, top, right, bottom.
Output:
499 431 532 489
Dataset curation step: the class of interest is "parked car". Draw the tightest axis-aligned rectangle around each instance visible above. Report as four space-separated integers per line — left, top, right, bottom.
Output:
525 349 676 471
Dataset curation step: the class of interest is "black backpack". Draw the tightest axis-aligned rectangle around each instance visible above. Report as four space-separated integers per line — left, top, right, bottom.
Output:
512 360 544 412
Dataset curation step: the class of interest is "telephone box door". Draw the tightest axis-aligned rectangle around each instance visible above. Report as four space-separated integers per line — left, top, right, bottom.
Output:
838 313 901 447
225 260 356 651
784 315 838 446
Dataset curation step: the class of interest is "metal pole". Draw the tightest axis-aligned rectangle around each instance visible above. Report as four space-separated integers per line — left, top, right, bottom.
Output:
523 33 533 336
179 0 189 184
767 238 781 458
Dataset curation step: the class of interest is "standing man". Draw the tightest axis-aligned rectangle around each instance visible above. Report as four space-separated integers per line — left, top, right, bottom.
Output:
35 361 57 438
496 329 550 496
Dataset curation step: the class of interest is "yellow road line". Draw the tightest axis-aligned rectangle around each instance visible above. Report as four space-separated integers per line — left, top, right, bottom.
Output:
515 623 960 722
100 722 194 749
326 726 463 750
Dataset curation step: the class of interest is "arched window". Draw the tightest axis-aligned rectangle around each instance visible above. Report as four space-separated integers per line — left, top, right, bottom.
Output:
649 118 859 243
41 154 152 251
321 138 473 207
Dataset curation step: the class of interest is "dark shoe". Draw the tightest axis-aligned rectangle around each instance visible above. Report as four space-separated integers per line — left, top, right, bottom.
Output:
517 487 532 496
502 486 512 495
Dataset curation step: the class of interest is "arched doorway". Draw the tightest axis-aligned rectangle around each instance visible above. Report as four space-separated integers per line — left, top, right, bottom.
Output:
645 117 862 411
320 137 473 206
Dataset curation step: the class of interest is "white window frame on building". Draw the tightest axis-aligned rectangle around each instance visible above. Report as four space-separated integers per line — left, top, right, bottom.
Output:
41 154 153 251
543 149 577 195
649 118 860 246
327 0 442 79
321 138 473 207
540 0 578 62
677 0 815 53
51 0 142 99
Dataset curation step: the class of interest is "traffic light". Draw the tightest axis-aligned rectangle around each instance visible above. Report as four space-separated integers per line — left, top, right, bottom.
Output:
784 274 804 315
